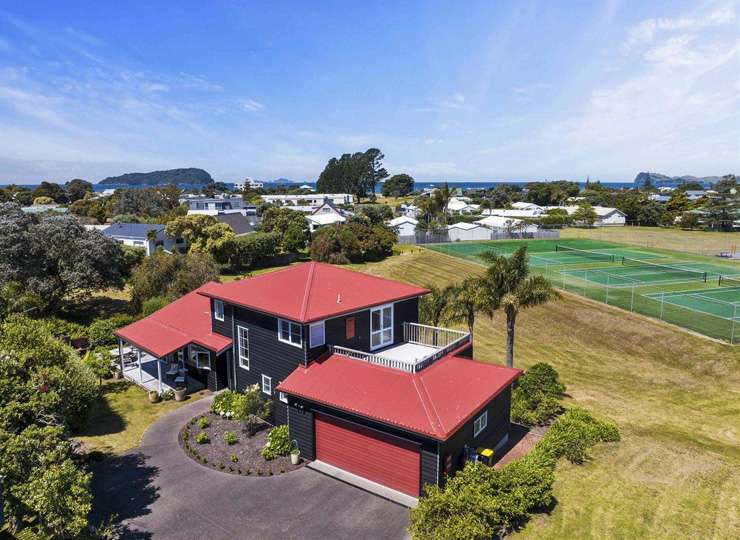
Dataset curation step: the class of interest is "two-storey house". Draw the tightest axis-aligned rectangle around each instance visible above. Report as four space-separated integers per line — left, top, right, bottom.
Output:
115 262 520 498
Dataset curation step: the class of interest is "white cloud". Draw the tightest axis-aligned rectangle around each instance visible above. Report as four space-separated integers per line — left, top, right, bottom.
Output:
142 82 170 92
424 138 444 145
239 98 263 112
622 2 737 54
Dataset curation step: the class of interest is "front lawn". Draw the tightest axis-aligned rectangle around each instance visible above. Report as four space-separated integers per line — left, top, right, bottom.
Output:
75 380 207 454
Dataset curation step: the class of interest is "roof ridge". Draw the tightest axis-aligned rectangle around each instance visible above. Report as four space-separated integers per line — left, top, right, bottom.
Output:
412 376 445 438
299 261 317 320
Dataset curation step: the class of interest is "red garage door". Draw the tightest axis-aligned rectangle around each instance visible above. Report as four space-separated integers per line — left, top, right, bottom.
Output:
315 413 420 496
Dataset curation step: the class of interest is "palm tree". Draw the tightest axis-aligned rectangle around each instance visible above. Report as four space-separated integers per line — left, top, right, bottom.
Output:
419 284 454 327
479 246 559 367
443 276 491 340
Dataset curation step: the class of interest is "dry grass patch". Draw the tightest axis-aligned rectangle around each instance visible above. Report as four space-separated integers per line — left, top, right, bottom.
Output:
561 226 740 257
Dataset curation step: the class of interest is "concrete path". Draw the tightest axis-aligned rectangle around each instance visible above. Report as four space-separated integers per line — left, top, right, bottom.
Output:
91 395 410 540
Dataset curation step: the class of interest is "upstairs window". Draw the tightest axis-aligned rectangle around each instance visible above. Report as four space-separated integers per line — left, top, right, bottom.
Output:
370 304 393 350
309 321 325 348
278 319 302 347
214 299 224 321
473 411 488 437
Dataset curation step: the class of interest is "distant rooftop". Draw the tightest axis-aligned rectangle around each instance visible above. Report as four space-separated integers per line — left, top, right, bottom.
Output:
103 222 165 239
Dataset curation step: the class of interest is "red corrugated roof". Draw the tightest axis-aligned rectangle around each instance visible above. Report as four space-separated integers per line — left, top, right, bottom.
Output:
197 262 429 323
276 349 521 441
114 284 232 358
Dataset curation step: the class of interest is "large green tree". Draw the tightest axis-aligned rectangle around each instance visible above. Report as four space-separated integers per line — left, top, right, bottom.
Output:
316 148 388 201
479 247 559 367
166 214 236 263
129 251 220 310
64 179 93 202
0 203 125 312
259 207 310 252
0 316 98 537
381 174 415 197
31 181 68 204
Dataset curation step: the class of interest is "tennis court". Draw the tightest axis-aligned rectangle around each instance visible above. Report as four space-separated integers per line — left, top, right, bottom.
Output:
560 258 709 287
643 287 740 321
425 238 740 343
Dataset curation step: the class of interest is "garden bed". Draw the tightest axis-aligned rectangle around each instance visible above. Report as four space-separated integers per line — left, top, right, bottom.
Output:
179 412 304 476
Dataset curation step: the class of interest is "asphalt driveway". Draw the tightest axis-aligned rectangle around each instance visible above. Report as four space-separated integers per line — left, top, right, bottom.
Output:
91 395 410 540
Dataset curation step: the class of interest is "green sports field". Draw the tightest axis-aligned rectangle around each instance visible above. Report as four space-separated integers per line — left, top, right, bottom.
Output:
426 238 740 343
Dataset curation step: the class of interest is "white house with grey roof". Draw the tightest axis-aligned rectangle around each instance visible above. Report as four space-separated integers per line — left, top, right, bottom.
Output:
102 223 185 255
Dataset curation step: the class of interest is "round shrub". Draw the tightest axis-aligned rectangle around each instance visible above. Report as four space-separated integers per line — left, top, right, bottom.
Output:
195 431 209 444
260 425 290 460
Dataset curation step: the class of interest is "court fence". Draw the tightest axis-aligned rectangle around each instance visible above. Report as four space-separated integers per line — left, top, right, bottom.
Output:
539 265 738 344
398 229 560 245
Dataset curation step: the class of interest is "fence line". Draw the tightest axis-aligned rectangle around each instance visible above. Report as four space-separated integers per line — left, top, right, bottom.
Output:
541 264 738 344
398 229 560 245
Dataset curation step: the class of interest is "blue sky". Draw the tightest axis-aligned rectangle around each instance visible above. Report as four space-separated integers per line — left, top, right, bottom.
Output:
0 0 738 184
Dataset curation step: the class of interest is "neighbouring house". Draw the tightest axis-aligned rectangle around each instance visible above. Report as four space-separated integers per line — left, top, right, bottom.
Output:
482 208 545 219
510 201 541 211
305 200 348 232
114 262 520 498
102 222 185 255
447 197 480 214
185 196 255 216
543 206 626 226
648 194 670 203
214 213 261 236
400 203 420 218
261 193 353 207
233 178 264 190
475 215 539 234
447 222 491 241
389 216 418 237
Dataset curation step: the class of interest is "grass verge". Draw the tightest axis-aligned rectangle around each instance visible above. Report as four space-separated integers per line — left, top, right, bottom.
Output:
75 380 207 454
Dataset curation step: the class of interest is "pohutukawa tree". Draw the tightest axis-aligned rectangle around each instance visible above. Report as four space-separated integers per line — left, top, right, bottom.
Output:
479 246 559 367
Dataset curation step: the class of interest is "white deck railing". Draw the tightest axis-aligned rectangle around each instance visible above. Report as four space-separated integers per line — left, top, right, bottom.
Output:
403 322 469 348
331 323 471 373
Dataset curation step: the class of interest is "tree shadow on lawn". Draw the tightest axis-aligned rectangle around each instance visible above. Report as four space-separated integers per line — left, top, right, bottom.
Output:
75 381 129 438
59 295 132 325
90 452 159 539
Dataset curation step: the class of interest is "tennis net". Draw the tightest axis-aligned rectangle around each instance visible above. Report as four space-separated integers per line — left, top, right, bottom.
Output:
718 275 740 288
621 257 707 282
555 245 615 263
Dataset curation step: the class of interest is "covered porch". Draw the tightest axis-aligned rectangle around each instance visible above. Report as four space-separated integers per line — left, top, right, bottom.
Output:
112 343 205 395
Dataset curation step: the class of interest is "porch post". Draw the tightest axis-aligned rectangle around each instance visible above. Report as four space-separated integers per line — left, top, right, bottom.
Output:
138 349 142 383
118 338 124 374
157 358 162 394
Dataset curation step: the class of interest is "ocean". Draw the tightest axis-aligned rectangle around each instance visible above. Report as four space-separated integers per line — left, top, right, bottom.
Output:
3 180 636 193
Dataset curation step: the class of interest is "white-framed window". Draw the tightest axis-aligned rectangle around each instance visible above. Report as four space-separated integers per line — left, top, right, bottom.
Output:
473 411 488 437
237 326 249 369
191 346 211 370
370 304 393 350
279 391 288 404
309 321 325 348
214 299 224 321
261 374 272 395
278 319 302 347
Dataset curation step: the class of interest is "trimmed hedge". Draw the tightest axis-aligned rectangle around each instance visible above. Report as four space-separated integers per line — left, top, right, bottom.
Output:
511 362 566 426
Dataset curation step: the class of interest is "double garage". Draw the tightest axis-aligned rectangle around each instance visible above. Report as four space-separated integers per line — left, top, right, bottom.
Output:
314 413 422 497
